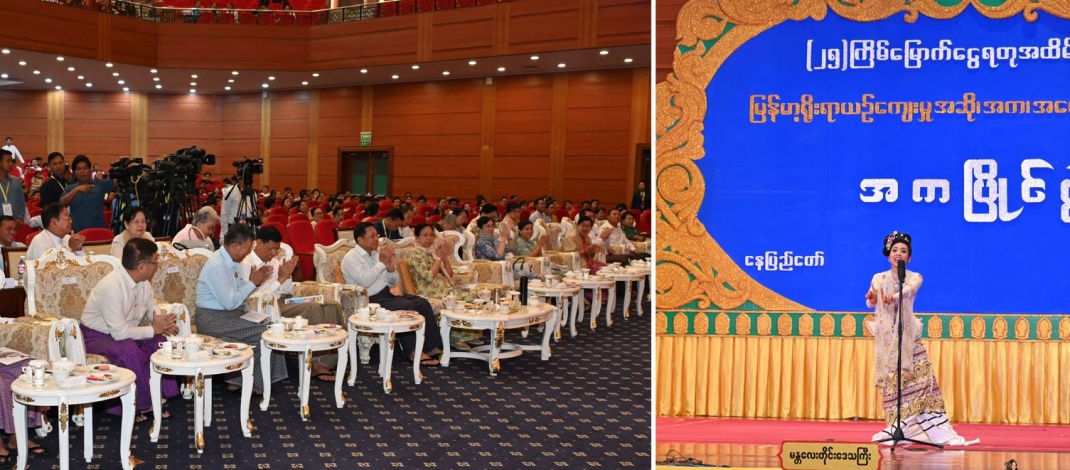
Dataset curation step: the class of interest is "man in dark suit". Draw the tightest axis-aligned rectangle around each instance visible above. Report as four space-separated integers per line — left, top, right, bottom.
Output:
630 182 650 211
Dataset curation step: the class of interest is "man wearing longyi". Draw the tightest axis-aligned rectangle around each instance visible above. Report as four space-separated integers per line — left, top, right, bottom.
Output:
195 223 288 392
865 231 978 447
81 238 180 421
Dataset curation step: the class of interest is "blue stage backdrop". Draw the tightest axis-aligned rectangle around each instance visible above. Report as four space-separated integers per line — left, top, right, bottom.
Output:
700 8 1070 314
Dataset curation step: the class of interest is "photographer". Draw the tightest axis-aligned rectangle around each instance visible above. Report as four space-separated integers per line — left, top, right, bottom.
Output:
61 155 115 232
220 160 260 243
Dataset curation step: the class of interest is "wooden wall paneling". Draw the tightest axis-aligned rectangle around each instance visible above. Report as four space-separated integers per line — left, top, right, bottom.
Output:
480 79 495 196
146 93 223 164
260 92 271 185
0 1 99 60
594 0 652 47
373 80 483 198
318 87 363 194
417 13 434 62
130 92 148 158
64 92 132 159
627 67 651 201
47 91 65 155
308 90 319 192
561 70 632 206
0 90 49 161
491 75 553 198
107 15 159 66
548 73 568 200
155 24 310 71
219 93 262 183
579 0 597 48
308 19 420 69
428 8 496 61
268 90 312 192
506 1 582 54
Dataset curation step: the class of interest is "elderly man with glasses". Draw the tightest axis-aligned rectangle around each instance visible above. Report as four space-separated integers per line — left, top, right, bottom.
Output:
81 238 181 422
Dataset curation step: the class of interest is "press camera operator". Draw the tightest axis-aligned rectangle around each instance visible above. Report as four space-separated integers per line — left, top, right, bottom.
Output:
220 158 263 243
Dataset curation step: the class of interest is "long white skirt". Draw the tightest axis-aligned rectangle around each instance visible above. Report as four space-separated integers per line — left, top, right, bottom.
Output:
871 412 980 447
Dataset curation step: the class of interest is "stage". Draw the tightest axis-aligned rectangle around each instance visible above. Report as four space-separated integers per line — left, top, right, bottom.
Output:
656 417 1070 469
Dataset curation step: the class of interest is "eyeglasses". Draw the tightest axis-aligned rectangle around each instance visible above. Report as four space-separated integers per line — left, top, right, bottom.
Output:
139 261 158 267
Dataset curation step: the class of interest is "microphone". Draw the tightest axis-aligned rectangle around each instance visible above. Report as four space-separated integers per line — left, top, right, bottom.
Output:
897 259 906 282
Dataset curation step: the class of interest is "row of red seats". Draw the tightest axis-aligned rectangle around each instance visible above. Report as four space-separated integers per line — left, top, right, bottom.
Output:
160 0 327 10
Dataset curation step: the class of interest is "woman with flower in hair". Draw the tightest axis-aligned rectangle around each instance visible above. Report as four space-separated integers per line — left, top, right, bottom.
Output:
865 231 977 447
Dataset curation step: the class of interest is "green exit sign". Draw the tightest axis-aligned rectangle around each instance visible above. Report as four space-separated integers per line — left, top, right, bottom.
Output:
360 131 372 146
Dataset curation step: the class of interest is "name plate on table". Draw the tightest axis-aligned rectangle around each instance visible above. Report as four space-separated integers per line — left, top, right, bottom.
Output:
779 442 880 470
285 295 324 305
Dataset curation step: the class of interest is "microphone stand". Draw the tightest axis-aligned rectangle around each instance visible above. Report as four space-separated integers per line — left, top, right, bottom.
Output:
875 260 943 451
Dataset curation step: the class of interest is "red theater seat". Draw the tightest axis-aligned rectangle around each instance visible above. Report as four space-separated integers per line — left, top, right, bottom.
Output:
287 221 316 281
340 219 361 229
314 219 339 245
436 0 454 10
79 228 115 242
198 11 216 23
638 210 651 234
397 0 415 15
380 1 397 16
416 0 434 12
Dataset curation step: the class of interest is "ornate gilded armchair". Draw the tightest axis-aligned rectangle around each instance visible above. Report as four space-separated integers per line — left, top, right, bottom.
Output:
26 249 122 321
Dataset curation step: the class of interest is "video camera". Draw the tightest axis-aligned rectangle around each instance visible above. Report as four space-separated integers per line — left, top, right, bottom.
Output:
232 157 263 187
110 146 217 238
108 157 150 180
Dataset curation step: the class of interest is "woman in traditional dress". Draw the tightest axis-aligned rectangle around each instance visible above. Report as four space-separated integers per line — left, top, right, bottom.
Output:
865 231 978 447
110 207 155 258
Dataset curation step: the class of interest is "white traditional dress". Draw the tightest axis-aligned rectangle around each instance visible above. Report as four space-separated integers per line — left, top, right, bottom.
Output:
866 269 978 446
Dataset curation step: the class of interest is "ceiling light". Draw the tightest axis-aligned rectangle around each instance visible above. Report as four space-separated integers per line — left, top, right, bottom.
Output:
32 70 40 75
0 74 6 79
360 69 367 74
558 63 566 68
468 60 477 66
155 84 162 89
191 74 198 79
268 76 275 81
312 73 319 77
190 82 196 86
261 83 268 88
231 71 239 75
150 69 157 74
118 80 125 85
56 57 64 61
190 89 196 93
112 72 120 77
86 83 92 87
530 55 539 60
227 79 234 83
106 63 113 67
67 67 75 72
301 81 308 85
442 71 450 76
122 87 129 92
599 50 609 55
17 61 25 66
224 86 231 91
411 65 419 70
391 74 399 79
624 58 633 63
0 50 9 55
55 86 62 90
77 75 84 80
153 77 160 82
497 67 506 72
44 78 52 83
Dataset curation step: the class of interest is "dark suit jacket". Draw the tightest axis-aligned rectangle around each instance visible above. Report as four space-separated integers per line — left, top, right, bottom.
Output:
631 190 650 211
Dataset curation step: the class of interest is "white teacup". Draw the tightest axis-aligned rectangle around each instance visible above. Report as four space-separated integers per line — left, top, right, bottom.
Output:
444 295 458 309
368 303 381 318
355 308 370 320
270 323 285 336
564 271 576 278
185 336 204 355
159 341 173 355
52 368 71 385
294 316 309 330
528 296 541 306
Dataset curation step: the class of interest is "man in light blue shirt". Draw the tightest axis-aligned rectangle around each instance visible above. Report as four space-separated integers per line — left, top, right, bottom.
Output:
195 223 288 392
60 155 115 232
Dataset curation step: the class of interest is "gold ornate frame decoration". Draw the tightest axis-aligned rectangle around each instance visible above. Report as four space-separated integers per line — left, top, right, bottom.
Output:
655 0 1070 313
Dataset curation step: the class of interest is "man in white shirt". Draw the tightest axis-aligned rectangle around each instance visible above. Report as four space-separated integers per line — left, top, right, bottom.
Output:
239 226 342 380
26 203 86 260
528 198 552 225
195 223 288 392
0 215 25 276
82 238 180 420
342 222 442 365
597 208 648 264
219 178 256 244
2 137 23 179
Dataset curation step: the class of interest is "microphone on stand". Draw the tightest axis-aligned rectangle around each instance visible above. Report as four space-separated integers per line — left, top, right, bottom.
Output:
897 259 906 282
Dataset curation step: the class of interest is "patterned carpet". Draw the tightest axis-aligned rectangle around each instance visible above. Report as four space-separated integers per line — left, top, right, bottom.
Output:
16 295 650 469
